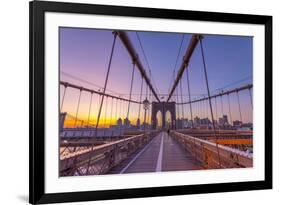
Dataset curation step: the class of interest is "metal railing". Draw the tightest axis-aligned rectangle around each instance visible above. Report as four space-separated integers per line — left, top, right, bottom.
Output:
170 131 253 169
60 132 155 176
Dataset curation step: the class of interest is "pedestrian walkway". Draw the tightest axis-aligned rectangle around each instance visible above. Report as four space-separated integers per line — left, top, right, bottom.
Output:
109 131 202 174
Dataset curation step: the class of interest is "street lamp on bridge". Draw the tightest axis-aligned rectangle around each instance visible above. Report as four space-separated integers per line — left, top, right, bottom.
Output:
143 97 150 131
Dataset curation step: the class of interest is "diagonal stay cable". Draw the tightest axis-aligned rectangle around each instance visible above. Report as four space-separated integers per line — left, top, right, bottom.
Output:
135 32 160 96
169 34 185 94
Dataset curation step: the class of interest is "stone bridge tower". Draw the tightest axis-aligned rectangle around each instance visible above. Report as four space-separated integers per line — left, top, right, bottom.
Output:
151 101 176 129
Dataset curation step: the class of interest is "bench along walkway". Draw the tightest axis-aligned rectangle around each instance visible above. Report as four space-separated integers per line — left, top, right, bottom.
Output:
108 131 202 174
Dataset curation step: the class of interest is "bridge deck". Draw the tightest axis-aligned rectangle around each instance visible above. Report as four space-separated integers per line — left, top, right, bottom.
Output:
108 132 202 174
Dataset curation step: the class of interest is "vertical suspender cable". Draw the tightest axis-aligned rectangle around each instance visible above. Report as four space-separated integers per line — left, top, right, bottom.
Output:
138 77 144 120
127 62 136 119
123 101 126 120
199 101 202 119
236 91 243 123
104 96 108 128
186 68 197 159
205 100 207 119
220 94 224 117
70 92 94 174
147 70 152 128
180 79 185 120
175 86 180 129
60 84 68 112
214 97 218 123
109 97 114 126
248 88 253 109
199 36 222 168
227 94 233 125
143 81 148 131
60 87 80 161
86 33 117 174
206 99 209 119
203 100 206 119
186 69 194 128
115 99 118 122
94 32 116 130
86 92 94 127
74 89 82 127
176 86 180 119
119 97 122 119
66 89 82 170
196 101 199 119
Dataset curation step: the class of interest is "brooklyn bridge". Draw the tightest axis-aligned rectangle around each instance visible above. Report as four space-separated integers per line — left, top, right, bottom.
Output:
59 30 253 176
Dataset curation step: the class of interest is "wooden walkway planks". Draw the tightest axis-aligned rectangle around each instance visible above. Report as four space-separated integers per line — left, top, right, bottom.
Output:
108 132 202 174
162 132 202 171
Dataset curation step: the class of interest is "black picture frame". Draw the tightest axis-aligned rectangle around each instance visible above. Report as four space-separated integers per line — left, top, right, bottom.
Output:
29 0 272 204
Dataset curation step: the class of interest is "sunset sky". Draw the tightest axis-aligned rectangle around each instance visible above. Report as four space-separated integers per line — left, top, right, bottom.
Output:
59 27 253 127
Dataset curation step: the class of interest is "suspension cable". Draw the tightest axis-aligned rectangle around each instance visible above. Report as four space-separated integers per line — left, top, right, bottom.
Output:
199 36 222 168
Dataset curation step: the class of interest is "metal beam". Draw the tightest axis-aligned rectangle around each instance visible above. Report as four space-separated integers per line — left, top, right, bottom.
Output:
167 34 202 102
115 31 160 102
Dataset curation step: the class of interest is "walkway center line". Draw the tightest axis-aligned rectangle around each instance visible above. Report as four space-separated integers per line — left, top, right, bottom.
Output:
156 132 164 172
119 134 157 174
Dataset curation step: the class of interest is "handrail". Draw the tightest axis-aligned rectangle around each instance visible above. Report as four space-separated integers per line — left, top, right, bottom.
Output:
170 131 252 168
60 133 154 176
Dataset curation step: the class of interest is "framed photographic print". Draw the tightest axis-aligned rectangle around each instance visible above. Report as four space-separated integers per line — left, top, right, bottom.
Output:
29 0 272 204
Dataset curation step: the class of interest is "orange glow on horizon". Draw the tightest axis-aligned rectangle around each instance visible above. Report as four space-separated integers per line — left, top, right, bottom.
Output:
63 116 141 128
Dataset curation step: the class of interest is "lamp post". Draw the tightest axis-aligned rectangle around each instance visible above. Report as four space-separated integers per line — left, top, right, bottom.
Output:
143 97 150 132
